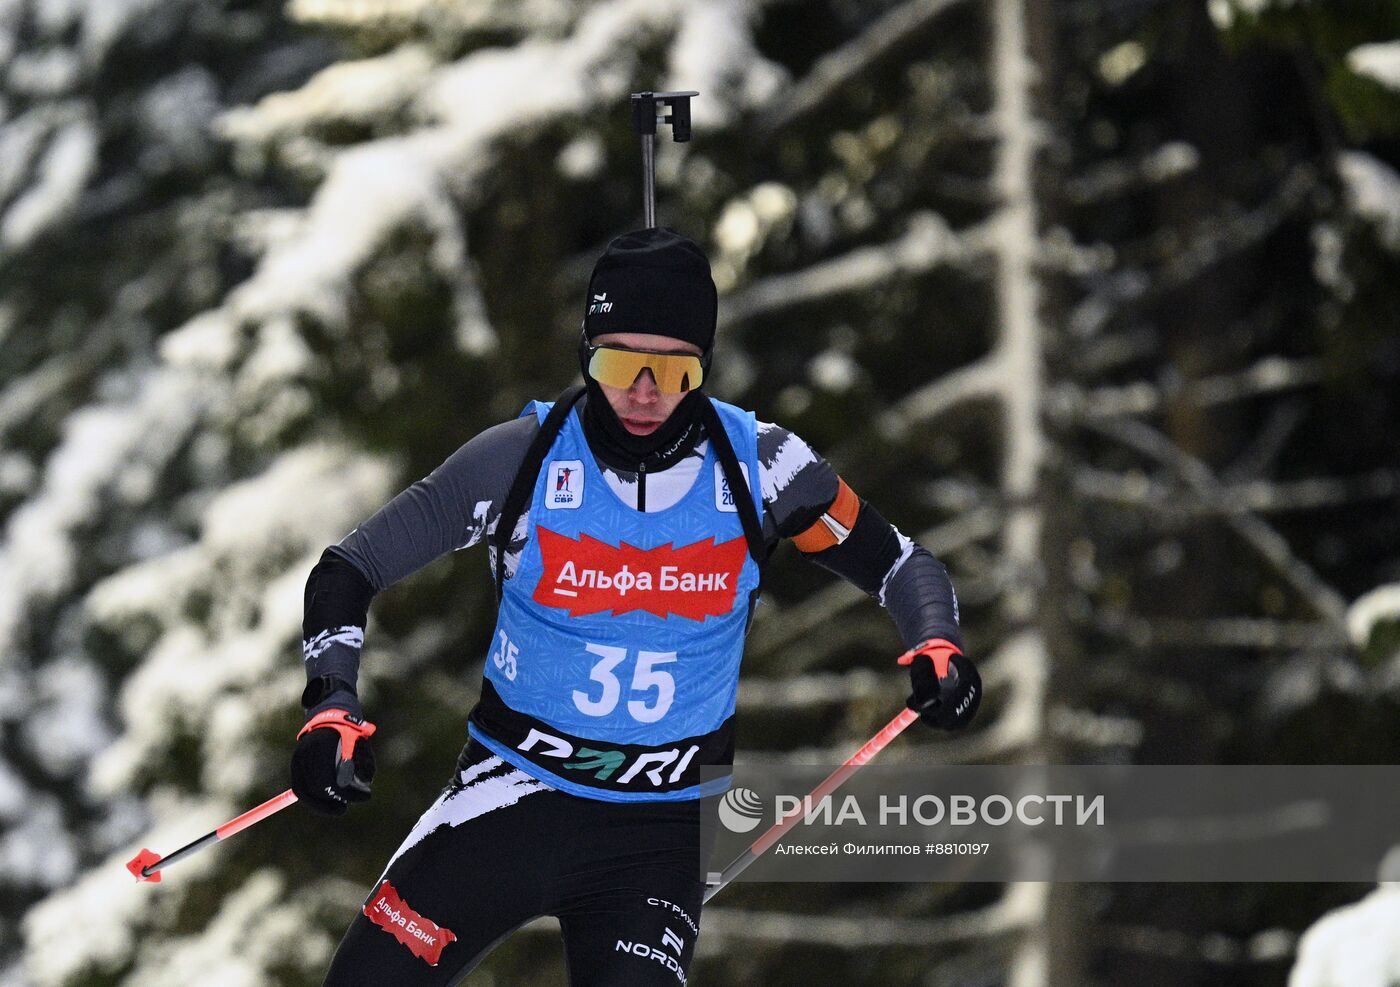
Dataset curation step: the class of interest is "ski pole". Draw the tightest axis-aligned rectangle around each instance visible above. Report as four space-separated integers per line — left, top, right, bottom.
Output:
126 710 375 882
126 788 300 883
630 90 697 228
704 706 920 903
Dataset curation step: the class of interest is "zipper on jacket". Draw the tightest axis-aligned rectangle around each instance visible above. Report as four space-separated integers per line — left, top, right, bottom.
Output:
637 460 647 512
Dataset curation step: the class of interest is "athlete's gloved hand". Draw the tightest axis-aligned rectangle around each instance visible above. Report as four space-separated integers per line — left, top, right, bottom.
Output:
898 638 981 730
291 707 377 816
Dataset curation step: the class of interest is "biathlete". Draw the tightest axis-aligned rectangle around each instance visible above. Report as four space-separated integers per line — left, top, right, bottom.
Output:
291 227 980 985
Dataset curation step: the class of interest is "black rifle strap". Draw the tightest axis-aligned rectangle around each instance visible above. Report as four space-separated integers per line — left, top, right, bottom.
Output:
494 385 586 603
699 397 768 572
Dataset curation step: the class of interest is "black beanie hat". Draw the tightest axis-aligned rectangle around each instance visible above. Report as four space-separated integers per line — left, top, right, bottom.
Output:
583 228 717 352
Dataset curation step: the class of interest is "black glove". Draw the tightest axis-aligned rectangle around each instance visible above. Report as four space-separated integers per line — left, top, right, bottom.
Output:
290 707 377 816
898 638 981 730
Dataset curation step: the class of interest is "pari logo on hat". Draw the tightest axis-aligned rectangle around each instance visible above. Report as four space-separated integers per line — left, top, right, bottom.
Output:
584 227 717 352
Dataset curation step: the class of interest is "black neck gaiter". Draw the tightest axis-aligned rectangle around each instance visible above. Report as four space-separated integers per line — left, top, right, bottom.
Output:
581 383 706 473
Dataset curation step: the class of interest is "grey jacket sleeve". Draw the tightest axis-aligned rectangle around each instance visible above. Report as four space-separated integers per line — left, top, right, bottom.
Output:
301 415 538 712
758 421 964 651
334 415 539 590
756 421 842 542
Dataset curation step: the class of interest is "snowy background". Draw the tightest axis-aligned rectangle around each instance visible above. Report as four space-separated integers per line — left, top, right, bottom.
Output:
2 0 1399 984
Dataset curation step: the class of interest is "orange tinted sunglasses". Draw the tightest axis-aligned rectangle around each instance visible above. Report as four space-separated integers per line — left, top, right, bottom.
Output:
586 345 705 393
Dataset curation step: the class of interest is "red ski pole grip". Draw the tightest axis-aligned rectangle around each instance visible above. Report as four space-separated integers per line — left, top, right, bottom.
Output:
895 637 963 680
298 709 377 762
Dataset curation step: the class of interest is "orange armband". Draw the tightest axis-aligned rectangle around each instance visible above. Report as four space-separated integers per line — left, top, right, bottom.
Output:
792 477 861 553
